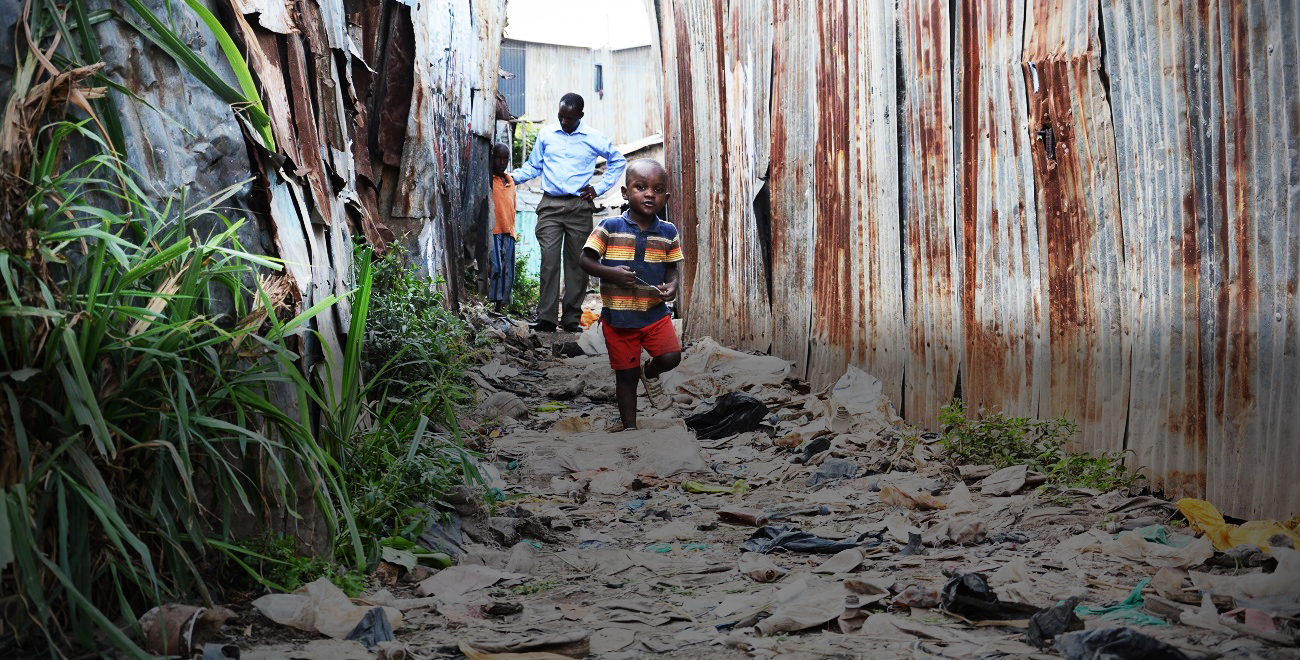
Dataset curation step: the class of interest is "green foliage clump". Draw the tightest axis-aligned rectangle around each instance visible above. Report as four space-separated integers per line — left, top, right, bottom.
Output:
512 122 541 169
215 534 366 597
506 254 540 318
362 245 476 402
938 400 1143 493
0 123 350 656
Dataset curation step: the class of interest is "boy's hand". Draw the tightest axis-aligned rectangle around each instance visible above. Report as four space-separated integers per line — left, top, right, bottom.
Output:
656 281 677 301
610 266 639 288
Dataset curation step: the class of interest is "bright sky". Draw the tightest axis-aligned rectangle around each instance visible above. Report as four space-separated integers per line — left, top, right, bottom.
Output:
504 0 654 50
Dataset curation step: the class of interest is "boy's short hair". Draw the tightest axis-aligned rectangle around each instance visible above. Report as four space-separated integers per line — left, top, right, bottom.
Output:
625 158 668 181
559 92 585 112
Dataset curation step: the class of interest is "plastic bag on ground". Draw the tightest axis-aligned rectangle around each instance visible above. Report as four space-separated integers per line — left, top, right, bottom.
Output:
253 578 402 639
978 465 1028 496
1027 598 1084 648
684 392 768 440
880 483 946 511
738 553 788 582
345 607 395 648
806 458 858 489
576 319 607 356
657 337 791 397
828 365 883 417
1190 545 1300 616
740 525 878 554
1177 498 1300 552
754 579 846 636
1074 578 1170 627
1098 528 1214 568
1054 627 1191 660
939 572 1038 621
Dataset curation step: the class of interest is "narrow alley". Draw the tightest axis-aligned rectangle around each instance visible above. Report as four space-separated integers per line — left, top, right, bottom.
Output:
240 315 1299 659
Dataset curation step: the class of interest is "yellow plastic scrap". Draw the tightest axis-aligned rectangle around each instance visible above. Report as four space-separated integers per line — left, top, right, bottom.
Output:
1176 498 1300 553
681 479 748 495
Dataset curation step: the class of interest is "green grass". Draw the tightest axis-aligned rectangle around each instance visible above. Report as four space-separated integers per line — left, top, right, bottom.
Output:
0 122 350 656
938 400 1143 493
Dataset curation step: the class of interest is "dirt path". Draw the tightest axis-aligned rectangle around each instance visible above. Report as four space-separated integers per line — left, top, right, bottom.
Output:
244 320 1297 659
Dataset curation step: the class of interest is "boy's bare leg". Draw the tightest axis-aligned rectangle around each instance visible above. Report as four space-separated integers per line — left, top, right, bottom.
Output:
643 352 682 380
615 367 642 429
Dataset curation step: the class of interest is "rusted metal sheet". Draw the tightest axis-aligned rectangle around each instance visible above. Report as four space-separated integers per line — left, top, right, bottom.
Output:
1190 0 1299 519
1022 0 1130 454
1100 0 1207 498
898 0 960 425
955 0 1047 419
768 0 817 372
658 0 773 353
805 0 905 402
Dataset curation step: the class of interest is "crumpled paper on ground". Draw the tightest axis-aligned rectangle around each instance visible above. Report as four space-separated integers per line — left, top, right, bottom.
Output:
880 483 946 511
1177 498 1300 552
739 553 788 583
253 578 402 639
658 336 790 397
1190 546 1300 616
415 565 527 600
755 579 846 636
1098 529 1214 568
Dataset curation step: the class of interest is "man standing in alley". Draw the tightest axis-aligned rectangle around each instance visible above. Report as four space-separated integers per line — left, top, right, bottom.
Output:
512 92 627 333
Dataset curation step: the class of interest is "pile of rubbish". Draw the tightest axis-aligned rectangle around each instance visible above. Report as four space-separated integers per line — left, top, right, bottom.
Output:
214 318 1298 659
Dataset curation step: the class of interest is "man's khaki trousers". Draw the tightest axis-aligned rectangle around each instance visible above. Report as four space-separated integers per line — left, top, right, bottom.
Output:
535 194 594 326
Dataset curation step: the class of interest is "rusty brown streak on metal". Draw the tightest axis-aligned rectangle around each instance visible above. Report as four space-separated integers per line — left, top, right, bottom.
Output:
285 33 334 224
377 6 415 168
812 0 850 355
712 0 731 310
671 1 699 315
1224 0 1254 424
958 0 984 401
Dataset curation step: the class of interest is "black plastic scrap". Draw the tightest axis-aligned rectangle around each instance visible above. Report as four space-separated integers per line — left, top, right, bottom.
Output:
739 525 879 554
899 532 925 556
345 607 395 648
939 573 1039 620
1026 597 1084 648
1054 627 1191 660
805 457 858 488
684 392 768 440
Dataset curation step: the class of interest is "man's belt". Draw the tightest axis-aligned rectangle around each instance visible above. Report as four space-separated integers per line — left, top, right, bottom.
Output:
542 192 581 199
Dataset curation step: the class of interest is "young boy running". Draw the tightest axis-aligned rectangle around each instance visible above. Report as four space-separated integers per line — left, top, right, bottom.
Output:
580 159 682 431
488 143 517 313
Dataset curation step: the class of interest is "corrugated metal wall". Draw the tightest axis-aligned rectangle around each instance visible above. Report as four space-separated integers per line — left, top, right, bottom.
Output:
514 41 662 146
654 0 1300 519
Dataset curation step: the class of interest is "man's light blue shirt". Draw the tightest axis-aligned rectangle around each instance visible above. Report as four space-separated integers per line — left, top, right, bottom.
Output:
511 121 627 197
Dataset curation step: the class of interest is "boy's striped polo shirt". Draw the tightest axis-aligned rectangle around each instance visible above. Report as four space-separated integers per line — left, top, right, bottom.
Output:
583 212 684 329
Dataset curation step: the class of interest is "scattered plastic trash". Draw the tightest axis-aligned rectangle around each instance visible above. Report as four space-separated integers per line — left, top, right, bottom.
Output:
616 498 647 512
740 525 878 554
813 547 868 574
477 392 529 421
345 607 396 648
682 542 711 551
899 532 925 556
1096 527 1214 568
880 483 947 511
806 457 858 488
828 365 884 417
201 642 241 660
799 435 833 463
681 479 748 495
755 579 845 635
684 392 769 439
1188 545 1300 615
1177 498 1300 552
645 542 673 553
1026 598 1084 648
138 604 234 656
717 506 768 527
939 572 1038 620
457 629 591 658
978 464 1028 496
838 594 870 633
254 578 403 639
1054 627 1191 660
893 585 941 609
577 540 609 550
415 565 527 601
739 553 788 582
989 531 1031 544
537 402 566 413
1128 525 1196 548
1075 578 1170 627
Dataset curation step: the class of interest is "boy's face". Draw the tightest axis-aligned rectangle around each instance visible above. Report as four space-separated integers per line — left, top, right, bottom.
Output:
622 167 670 218
557 103 582 134
491 147 509 174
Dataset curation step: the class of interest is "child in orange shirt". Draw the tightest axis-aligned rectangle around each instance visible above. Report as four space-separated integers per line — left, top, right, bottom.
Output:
489 143 517 313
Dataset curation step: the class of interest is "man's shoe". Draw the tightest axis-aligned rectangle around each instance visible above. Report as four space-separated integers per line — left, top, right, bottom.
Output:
529 320 557 333
562 322 582 333
641 373 673 410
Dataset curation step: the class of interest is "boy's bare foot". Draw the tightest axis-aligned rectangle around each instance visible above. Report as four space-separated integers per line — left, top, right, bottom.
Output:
640 373 673 409
606 420 637 432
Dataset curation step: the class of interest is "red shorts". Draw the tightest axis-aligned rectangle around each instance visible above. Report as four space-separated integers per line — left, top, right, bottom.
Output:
602 315 681 371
